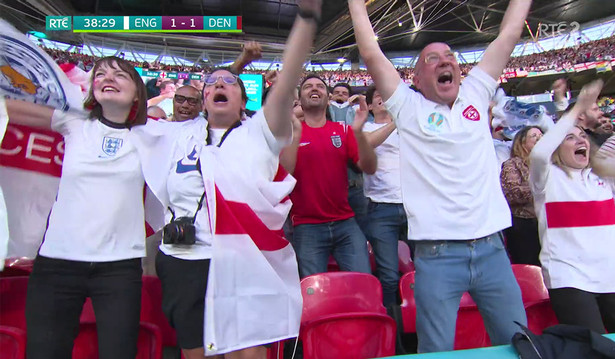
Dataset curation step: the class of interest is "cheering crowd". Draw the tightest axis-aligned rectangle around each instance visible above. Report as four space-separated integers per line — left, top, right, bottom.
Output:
1 0 615 358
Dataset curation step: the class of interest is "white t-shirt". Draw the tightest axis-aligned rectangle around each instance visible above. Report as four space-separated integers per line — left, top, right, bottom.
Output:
157 98 174 119
362 122 402 203
385 67 511 240
40 110 145 261
530 112 615 293
133 111 288 260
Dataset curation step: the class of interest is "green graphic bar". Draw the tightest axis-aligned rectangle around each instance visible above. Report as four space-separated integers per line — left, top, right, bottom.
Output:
73 16 124 32
46 16 71 31
130 16 162 31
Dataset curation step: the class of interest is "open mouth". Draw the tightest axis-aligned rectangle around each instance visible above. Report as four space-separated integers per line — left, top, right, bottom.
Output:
177 109 194 116
309 92 321 100
574 147 588 159
213 93 228 103
102 86 119 93
437 72 453 85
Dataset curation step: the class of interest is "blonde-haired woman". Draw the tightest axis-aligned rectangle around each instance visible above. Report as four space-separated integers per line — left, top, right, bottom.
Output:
501 125 544 265
529 79 615 333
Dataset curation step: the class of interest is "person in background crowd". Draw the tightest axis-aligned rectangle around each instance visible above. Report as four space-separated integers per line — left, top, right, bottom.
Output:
362 86 406 306
501 125 544 265
146 76 163 99
3 56 148 359
349 0 530 352
171 85 202 122
280 73 377 279
147 80 176 118
529 79 615 334
147 105 167 120
490 104 513 170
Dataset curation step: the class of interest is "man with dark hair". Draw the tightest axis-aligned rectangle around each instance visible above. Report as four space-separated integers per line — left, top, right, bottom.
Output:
280 74 377 278
350 0 531 352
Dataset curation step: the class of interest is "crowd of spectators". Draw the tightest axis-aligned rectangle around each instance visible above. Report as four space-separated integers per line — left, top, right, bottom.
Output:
40 35 615 86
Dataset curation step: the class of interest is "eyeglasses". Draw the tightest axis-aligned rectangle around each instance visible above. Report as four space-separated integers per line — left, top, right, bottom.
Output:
424 51 457 65
204 74 239 86
174 95 200 106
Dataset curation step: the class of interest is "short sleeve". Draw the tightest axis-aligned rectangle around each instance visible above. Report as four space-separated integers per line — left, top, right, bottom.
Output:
51 109 83 135
346 125 360 164
462 67 498 108
247 109 291 155
384 79 417 123
0 98 8 144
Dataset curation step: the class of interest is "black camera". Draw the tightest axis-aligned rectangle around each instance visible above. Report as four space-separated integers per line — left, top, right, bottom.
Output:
163 217 196 245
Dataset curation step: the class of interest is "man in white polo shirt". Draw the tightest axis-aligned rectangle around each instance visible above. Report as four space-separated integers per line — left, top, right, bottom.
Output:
349 0 531 352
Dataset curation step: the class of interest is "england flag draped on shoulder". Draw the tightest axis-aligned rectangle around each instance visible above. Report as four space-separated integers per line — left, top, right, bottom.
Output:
131 117 302 355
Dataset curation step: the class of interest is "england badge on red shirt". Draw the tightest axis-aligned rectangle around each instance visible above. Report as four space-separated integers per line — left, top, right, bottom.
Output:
463 105 480 121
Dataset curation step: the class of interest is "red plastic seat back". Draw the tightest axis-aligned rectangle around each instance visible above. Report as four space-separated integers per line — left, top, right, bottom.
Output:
301 272 386 322
0 277 29 330
140 276 177 347
1 258 34 278
0 325 26 359
398 241 415 274
399 272 417 333
511 265 549 304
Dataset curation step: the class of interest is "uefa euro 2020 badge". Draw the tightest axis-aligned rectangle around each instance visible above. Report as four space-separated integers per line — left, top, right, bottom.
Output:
424 112 446 133
102 136 124 157
0 35 70 111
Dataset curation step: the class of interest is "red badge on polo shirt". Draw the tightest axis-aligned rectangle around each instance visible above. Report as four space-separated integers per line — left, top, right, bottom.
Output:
463 105 480 121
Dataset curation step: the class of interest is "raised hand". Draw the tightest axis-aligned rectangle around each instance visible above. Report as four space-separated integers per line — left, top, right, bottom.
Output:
242 41 263 63
574 79 603 114
351 95 369 132
551 78 568 102
297 0 323 21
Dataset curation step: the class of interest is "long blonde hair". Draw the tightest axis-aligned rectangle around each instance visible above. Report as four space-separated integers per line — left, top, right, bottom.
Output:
550 125 590 178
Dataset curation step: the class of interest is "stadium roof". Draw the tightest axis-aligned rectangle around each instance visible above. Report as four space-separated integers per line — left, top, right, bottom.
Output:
3 0 615 65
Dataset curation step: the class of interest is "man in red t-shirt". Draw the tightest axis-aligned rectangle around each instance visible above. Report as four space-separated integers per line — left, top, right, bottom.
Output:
280 74 377 278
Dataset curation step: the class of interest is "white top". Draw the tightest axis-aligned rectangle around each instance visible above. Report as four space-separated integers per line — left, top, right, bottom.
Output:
529 111 615 293
40 110 146 261
493 139 512 172
157 98 174 119
385 67 511 240
0 98 9 269
362 122 402 203
131 110 288 260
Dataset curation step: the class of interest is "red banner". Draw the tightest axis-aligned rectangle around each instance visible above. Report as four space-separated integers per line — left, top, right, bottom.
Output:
0 124 64 178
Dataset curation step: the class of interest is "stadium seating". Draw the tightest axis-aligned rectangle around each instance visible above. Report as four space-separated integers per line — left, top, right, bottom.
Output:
300 272 396 359
0 325 26 359
511 264 559 333
0 259 34 278
0 276 29 331
398 241 414 274
398 271 490 350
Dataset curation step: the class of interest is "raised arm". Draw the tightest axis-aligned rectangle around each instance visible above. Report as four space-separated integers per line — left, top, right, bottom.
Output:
279 115 303 175
4 99 54 129
365 122 396 148
348 0 400 101
230 41 263 74
352 97 377 174
478 0 532 80
263 0 320 140
530 80 603 189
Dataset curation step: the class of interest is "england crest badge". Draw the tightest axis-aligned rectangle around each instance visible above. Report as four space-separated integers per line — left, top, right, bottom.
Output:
102 137 123 156
331 135 342 148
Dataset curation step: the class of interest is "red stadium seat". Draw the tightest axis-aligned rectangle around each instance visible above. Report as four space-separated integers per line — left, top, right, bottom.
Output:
300 272 396 359
511 264 559 333
399 272 490 350
1 258 34 278
0 276 29 331
0 325 26 359
398 241 414 274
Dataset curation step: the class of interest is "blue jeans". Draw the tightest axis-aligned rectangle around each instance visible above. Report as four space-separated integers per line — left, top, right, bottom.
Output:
366 201 407 307
348 184 369 234
291 218 371 278
413 233 527 353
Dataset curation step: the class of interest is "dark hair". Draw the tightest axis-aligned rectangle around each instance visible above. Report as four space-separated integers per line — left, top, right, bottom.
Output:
299 73 329 94
203 67 248 103
83 56 147 127
365 86 377 105
159 80 175 91
332 82 352 96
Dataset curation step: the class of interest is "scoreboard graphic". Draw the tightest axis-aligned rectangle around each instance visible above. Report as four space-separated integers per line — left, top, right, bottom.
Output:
46 16 242 33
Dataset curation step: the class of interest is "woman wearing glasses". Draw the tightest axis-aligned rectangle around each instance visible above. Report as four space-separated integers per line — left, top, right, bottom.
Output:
500 126 544 265
132 1 321 358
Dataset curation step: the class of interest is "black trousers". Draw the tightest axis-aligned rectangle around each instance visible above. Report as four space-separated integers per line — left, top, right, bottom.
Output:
25 255 142 359
504 216 541 266
549 287 615 334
